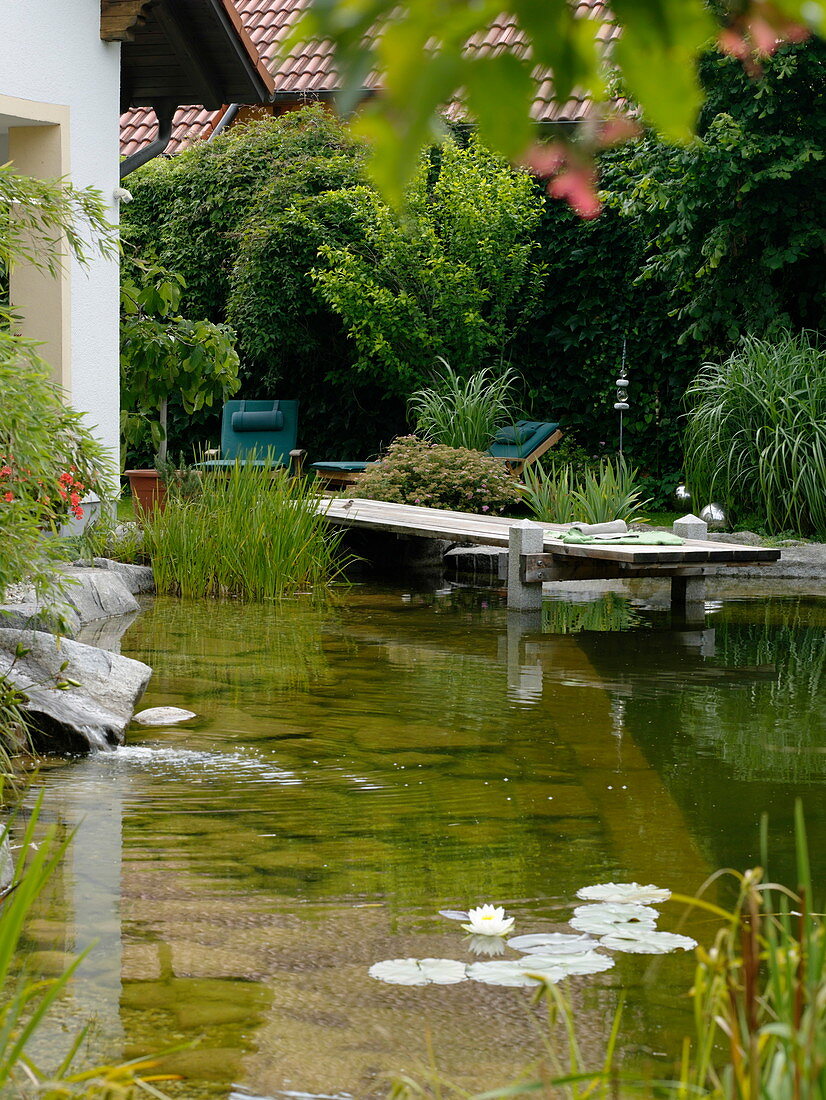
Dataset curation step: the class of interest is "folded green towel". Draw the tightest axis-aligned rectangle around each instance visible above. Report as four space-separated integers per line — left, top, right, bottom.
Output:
560 529 685 545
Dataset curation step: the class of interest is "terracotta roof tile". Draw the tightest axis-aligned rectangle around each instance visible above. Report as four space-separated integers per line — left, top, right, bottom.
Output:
121 0 620 157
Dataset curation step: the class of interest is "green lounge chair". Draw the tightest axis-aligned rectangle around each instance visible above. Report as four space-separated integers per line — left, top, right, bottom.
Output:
198 399 306 474
310 420 563 488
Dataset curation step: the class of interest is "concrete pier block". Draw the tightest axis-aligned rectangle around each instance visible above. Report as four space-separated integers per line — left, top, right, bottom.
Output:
671 574 707 624
507 520 545 612
673 513 708 540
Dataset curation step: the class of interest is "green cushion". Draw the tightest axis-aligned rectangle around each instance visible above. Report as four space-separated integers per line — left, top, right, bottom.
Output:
488 420 560 461
310 461 371 473
231 409 284 432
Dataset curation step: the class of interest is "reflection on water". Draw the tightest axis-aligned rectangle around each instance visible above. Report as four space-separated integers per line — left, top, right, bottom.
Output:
17 587 826 1099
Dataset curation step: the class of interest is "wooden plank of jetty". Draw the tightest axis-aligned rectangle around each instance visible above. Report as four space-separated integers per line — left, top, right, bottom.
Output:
318 497 781 567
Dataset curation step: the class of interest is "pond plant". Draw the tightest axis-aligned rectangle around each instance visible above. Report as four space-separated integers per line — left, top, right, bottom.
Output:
140 463 348 601
521 456 650 525
683 331 826 537
384 804 824 1098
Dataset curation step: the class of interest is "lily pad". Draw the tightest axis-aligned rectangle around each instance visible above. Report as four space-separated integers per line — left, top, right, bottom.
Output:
600 931 697 955
570 914 658 937
520 952 615 976
368 958 467 985
467 961 549 987
573 902 659 923
508 932 599 955
576 882 672 905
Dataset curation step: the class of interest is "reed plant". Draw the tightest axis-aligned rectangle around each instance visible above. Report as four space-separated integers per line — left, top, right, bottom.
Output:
140 463 349 600
408 361 519 451
0 793 174 1096
683 331 826 537
521 457 650 526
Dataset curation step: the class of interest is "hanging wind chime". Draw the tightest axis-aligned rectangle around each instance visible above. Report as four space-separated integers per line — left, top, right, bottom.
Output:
614 339 629 454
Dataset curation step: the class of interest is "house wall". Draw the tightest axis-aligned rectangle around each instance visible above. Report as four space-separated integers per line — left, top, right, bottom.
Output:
0 0 122 478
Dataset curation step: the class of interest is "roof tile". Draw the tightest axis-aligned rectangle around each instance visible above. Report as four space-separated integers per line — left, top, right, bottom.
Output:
121 0 620 156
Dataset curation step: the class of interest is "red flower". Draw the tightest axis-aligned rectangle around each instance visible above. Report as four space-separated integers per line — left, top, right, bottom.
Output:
4 491 13 502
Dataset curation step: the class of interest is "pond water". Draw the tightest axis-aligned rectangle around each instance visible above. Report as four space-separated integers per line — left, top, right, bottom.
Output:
18 582 826 1099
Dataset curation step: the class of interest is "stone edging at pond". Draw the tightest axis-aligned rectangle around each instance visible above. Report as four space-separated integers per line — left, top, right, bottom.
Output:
0 559 156 754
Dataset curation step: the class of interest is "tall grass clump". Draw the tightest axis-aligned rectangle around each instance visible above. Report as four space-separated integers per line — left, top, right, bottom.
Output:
684 331 826 536
140 464 348 600
408 360 519 451
521 456 650 525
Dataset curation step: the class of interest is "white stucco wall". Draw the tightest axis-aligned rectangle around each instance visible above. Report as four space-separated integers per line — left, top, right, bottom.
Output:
0 0 121 475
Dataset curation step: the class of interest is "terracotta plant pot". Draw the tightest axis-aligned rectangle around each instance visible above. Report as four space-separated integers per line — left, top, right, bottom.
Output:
124 469 167 514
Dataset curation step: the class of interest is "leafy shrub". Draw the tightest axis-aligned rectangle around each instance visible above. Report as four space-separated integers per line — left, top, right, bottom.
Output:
683 331 826 536
353 435 522 514
521 456 650 525
409 361 519 451
141 464 348 600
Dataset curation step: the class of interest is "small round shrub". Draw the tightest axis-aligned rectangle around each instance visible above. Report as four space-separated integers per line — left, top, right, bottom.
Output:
352 435 522 514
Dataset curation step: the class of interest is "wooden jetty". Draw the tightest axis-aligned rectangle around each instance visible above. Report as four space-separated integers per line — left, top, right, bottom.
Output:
319 497 781 621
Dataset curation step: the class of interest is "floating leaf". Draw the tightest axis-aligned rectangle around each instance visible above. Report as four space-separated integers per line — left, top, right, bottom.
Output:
600 931 698 954
576 882 672 905
573 902 659 922
508 932 600 955
368 958 468 985
467 961 548 987
520 952 615 975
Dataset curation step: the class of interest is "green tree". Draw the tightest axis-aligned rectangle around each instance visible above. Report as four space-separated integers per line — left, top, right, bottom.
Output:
120 256 241 463
310 139 543 393
122 106 366 322
630 39 826 353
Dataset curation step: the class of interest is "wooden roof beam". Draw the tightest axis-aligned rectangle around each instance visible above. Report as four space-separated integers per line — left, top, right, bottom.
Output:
101 0 156 42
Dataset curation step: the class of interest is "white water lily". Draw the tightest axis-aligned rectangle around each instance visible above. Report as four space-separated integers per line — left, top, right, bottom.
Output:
508 932 599 955
467 960 550 987
438 909 469 922
368 958 467 985
600 931 698 955
461 904 515 937
576 882 672 905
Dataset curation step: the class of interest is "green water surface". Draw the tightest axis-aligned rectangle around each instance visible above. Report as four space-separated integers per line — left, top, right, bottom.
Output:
18 585 826 1099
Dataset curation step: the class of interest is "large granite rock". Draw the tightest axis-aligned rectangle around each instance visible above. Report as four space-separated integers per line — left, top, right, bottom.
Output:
0 563 146 637
0 629 152 753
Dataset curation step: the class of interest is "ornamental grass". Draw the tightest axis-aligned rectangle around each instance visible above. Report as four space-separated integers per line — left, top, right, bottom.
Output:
684 331 826 537
408 360 519 451
140 464 348 601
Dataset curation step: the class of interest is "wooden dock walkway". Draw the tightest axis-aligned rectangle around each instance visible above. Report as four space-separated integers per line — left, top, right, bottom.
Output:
319 497 781 621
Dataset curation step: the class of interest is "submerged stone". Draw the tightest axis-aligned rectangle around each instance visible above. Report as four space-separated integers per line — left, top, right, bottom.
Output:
132 706 197 726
